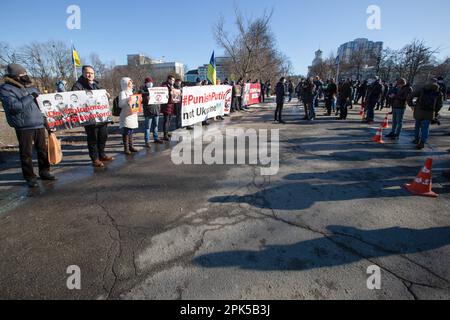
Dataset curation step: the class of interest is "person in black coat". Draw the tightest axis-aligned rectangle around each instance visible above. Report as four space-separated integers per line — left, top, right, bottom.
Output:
275 77 287 123
0 64 56 187
72 65 114 167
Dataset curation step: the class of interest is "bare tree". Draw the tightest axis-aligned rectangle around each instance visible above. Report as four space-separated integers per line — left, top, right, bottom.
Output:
214 7 290 83
0 42 20 77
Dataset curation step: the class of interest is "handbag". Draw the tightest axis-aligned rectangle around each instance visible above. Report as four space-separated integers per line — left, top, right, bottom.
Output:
48 132 63 165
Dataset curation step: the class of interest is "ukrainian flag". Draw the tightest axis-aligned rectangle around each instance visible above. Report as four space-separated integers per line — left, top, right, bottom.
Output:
72 45 81 68
207 51 217 85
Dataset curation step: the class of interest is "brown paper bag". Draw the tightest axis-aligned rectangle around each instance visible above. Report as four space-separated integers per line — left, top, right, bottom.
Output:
48 133 63 165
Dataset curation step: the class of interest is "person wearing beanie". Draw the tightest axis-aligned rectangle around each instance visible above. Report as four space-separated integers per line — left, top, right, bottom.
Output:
140 76 163 148
0 64 56 188
71 65 114 167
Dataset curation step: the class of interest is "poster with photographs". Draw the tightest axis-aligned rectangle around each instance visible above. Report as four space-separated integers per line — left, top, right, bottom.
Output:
129 94 143 114
172 89 182 103
36 90 113 131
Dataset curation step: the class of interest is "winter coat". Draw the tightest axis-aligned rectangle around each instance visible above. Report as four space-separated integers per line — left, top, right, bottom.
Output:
0 76 45 130
301 82 316 102
72 76 102 91
391 84 413 109
408 83 443 121
275 82 286 104
71 76 108 127
325 83 337 99
119 78 139 129
160 81 174 116
338 82 352 102
141 85 160 117
366 81 383 104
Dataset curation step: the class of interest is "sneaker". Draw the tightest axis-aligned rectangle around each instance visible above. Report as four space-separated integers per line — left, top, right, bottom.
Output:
279 120 286 124
154 140 164 144
40 172 56 181
417 141 425 150
412 139 420 145
145 142 152 148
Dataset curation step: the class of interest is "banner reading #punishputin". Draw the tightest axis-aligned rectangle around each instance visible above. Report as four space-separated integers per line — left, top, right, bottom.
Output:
181 85 232 127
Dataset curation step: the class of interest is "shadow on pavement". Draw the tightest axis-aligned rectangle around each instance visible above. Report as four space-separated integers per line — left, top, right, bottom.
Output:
193 225 450 271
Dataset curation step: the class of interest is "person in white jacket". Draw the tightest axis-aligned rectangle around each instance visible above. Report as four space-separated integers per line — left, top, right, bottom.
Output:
119 77 139 155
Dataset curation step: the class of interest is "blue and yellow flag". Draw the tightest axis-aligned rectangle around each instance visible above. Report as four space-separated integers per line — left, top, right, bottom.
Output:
72 45 81 68
207 51 217 85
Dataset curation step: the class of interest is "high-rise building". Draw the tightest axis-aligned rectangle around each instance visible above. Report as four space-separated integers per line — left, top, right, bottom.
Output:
337 38 383 65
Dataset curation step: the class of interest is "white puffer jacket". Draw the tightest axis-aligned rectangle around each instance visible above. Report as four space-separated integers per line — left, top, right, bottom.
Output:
119 77 139 129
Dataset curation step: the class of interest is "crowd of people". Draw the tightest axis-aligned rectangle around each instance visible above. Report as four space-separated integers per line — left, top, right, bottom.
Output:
0 63 266 187
274 75 447 148
0 62 449 187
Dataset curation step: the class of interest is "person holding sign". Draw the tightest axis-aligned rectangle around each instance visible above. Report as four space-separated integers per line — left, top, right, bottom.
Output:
161 75 176 141
119 78 140 155
72 66 114 168
0 64 56 188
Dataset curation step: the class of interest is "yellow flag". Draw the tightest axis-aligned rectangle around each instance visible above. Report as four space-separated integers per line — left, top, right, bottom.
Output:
72 46 81 67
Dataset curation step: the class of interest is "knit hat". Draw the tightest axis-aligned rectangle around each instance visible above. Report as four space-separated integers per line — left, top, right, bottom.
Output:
145 77 153 83
7 64 27 77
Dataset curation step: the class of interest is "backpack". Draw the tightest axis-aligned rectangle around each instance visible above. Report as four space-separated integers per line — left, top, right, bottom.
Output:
420 88 438 111
112 96 121 116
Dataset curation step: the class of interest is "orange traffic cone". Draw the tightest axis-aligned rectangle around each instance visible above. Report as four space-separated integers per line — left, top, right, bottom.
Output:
372 127 384 144
381 114 389 129
360 107 365 117
404 158 438 198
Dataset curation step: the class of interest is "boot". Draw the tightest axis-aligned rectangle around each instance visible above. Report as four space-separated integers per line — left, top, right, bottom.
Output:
416 141 425 150
129 134 139 153
123 136 131 155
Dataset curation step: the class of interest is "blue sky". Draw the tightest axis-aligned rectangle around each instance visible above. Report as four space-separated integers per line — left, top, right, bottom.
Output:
1 0 449 75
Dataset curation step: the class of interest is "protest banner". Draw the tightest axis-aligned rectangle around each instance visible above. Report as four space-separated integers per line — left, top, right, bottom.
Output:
37 90 112 131
243 83 262 106
147 87 169 105
182 85 232 127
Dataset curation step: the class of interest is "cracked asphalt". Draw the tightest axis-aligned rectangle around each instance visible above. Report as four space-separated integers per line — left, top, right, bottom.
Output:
0 99 450 300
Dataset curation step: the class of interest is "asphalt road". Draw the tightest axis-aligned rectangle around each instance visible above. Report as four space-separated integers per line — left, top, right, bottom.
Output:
0 100 449 300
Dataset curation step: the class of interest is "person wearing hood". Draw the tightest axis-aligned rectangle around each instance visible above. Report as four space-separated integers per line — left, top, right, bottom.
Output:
407 79 443 150
386 78 413 140
0 64 55 187
141 77 163 148
119 77 139 155
56 80 67 93
71 65 113 168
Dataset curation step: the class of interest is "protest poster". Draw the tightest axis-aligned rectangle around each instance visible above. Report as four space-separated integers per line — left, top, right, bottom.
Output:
181 85 232 127
37 90 112 131
172 89 182 104
129 94 143 114
243 83 262 106
147 87 169 105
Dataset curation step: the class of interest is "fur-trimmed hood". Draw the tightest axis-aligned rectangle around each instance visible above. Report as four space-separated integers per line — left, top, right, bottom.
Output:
3 76 34 89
